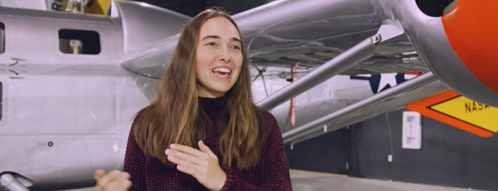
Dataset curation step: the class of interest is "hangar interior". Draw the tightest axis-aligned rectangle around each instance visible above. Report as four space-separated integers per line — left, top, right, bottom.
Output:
2 0 497 191
127 0 495 190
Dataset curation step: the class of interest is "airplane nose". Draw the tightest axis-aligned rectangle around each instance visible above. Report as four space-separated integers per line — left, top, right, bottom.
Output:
442 0 498 95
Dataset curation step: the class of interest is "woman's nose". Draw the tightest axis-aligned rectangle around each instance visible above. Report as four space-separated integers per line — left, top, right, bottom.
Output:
218 47 231 62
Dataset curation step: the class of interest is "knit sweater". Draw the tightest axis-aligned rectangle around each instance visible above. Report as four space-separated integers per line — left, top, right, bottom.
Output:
123 96 293 191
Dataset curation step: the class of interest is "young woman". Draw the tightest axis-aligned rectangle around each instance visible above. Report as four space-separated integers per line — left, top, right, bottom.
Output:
94 8 292 191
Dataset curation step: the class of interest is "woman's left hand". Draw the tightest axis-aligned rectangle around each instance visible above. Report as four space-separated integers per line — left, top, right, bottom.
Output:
165 140 226 191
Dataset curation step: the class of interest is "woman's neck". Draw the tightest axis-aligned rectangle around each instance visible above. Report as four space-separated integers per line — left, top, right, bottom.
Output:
198 96 227 109
196 86 226 98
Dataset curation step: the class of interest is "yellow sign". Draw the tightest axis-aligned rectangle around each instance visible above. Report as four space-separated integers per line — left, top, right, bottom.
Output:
407 90 498 137
430 96 498 132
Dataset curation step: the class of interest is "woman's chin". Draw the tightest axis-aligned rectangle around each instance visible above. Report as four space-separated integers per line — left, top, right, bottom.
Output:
210 88 230 96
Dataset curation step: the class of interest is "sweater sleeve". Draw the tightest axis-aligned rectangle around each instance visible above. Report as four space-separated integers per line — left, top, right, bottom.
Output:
123 112 147 191
219 110 293 191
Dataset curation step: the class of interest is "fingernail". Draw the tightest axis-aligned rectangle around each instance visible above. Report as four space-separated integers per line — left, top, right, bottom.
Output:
170 144 175 149
168 155 174 161
165 149 171 155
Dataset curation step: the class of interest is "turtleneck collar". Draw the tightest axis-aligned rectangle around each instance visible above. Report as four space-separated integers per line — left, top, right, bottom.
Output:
198 96 227 109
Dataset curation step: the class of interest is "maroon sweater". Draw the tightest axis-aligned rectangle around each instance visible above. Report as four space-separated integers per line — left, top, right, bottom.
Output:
123 96 293 190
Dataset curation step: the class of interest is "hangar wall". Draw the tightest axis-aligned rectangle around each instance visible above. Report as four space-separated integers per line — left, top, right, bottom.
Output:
285 108 498 191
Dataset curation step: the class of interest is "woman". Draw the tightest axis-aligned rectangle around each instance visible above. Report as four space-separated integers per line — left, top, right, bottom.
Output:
94 8 292 191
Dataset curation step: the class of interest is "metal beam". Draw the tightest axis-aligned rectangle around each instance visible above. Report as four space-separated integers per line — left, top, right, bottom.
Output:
256 35 381 110
282 72 438 144
256 21 405 110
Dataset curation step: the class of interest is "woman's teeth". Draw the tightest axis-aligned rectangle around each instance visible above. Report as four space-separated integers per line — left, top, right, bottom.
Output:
212 68 231 74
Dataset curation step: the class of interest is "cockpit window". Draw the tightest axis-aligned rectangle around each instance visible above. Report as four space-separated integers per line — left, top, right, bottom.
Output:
58 29 101 55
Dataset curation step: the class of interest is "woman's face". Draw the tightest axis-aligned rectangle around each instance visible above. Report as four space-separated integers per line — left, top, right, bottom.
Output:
195 17 243 98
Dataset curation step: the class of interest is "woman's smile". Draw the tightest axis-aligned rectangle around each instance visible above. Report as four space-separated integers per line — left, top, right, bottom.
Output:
212 66 232 80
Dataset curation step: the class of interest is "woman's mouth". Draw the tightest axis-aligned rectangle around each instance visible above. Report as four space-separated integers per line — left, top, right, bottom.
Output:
212 68 231 80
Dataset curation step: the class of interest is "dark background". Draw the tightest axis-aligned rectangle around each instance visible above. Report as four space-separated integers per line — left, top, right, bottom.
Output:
286 108 498 191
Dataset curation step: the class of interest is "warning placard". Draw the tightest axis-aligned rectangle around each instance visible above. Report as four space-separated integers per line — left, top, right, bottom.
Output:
406 90 498 137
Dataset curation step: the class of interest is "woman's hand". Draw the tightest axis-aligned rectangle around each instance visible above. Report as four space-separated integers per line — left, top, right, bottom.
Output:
165 141 226 191
94 169 132 191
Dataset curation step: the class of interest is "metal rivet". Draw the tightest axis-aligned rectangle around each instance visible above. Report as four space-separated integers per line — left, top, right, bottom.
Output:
371 34 382 44
48 141 53 147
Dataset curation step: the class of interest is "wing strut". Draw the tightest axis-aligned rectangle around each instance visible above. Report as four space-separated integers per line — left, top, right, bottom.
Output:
282 72 438 144
256 22 404 110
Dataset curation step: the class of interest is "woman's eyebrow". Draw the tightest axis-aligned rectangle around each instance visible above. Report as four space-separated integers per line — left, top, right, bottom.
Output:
201 35 220 41
231 37 241 43
200 35 241 43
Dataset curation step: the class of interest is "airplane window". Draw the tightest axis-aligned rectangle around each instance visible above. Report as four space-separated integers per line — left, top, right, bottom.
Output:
0 22 4 54
58 29 101 55
0 81 3 121
416 0 456 17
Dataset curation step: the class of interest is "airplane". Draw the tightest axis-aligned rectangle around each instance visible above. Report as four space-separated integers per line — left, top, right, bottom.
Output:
0 0 497 190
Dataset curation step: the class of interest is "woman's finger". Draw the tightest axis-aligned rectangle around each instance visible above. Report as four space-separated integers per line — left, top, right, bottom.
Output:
166 149 206 166
170 144 208 159
167 153 201 170
198 141 217 159
94 169 105 181
120 179 132 190
121 172 130 180
104 179 122 191
177 165 196 176
96 170 122 188
116 174 132 190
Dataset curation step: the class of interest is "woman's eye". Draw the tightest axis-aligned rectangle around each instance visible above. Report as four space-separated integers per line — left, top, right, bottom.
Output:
232 45 241 50
207 42 216 46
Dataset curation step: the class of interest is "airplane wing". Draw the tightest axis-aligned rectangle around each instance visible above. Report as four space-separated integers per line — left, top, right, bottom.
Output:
234 1 429 75
245 24 429 75
124 0 498 108
121 0 430 80
119 0 497 143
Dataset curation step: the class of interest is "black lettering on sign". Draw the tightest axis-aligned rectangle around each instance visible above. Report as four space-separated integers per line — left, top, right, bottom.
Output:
466 102 471 113
465 101 491 113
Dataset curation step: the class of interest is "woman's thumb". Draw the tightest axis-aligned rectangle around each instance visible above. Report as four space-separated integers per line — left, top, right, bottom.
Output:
198 140 217 158
199 140 207 150
94 169 105 181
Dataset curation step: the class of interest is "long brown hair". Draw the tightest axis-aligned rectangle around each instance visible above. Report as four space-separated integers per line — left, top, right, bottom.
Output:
133 8 268 170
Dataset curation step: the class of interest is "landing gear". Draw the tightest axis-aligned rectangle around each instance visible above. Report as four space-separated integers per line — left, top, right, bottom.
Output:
0 173 29 191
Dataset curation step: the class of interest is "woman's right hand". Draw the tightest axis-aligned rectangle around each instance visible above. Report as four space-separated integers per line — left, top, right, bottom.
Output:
94 169 132 191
